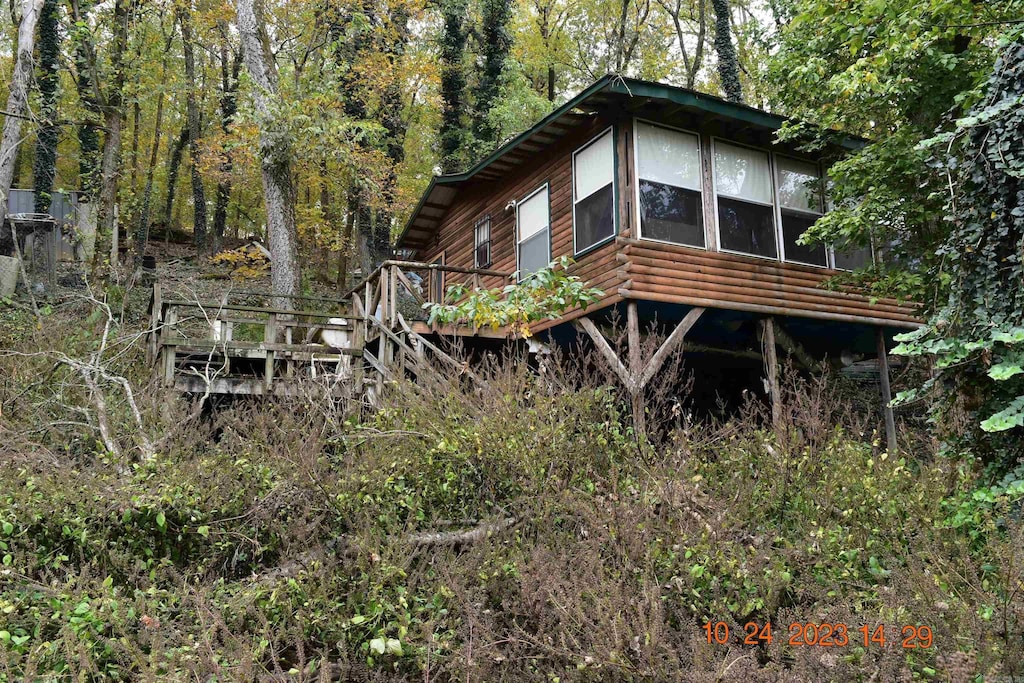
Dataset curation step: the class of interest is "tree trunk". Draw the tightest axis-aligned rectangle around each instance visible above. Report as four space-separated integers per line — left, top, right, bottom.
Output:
711 0 743 103
180 2 208 252
473 0 513 150
212 35 241 249
337 192 356 292
90 0 132 280
164 125 189 230
439 0 469 173
73 0 102 261
0 0 45 217
135 37 174 267
236 0 301 305
32 0 60 214
370 6 410 268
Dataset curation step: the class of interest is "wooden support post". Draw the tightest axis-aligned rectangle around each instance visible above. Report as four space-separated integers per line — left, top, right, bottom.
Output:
638 307 704 389
760 318 782 431
574 317 633 390
264 313 277 390
625 302 646 438
773 321 816 371
877 328 898 453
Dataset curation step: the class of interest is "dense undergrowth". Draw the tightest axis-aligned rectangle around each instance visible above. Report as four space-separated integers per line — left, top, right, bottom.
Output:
1 301 1022 681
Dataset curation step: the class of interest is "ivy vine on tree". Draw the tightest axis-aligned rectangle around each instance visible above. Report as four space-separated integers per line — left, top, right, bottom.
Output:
892 36 1024 465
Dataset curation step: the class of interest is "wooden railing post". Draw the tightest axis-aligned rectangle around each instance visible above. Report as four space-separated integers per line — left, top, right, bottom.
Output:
351 308 365 397
264 312 277 390
162 304 178 387
389 264 398 328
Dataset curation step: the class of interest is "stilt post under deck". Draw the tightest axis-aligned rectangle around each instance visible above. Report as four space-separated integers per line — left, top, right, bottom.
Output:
575 305 705 442
626 302 645 438
760 318 782 431
877 328 898 453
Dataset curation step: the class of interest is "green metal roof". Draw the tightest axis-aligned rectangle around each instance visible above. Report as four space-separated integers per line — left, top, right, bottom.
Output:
397 75 861 252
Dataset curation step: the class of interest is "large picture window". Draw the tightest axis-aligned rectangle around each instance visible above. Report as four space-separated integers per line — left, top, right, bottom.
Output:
573 129 615 253
714 141 777 259
635 121 704 247
776 156 827 267
516 185 550 279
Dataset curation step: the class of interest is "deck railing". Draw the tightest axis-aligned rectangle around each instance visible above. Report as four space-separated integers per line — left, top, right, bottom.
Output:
149 260 511 397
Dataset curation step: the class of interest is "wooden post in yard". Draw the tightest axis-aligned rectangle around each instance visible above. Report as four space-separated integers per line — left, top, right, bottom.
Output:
760 318 782 431
877 328 898 453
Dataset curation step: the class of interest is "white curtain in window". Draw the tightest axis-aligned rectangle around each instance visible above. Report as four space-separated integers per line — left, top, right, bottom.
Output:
636 122 700 190
574 131 614 200
518 187 549 240
776 157 821 212
714 142 772 204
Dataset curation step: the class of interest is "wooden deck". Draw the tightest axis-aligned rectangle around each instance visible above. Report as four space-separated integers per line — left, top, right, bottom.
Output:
147 260 512 401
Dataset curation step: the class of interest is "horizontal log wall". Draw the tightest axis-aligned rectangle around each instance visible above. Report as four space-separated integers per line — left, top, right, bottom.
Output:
620 238 920 326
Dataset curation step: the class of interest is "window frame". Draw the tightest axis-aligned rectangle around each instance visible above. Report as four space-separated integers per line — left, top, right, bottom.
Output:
774 152 828 268
572 126 618 257
515 182 552 282
711 137 779 262
473 214 492 269
632 118 707 250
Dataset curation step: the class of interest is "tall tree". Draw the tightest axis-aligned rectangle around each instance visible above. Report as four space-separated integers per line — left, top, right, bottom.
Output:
656 0 706 88
236 0 301 302
212 25 241 249
473 0 513 150
371 4 411 269
179 1 208 251
133 21 176 266
710 0 741 102
439 0 469 172
32 0 61 214
68 0 135 277
0 0 45 218
163 125 188 229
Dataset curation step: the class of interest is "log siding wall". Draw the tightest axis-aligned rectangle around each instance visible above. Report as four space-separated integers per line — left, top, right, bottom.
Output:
418 110 919 332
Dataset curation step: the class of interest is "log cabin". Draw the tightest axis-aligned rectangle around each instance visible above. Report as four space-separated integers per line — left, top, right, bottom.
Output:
149 75 917 446
396 75 920 442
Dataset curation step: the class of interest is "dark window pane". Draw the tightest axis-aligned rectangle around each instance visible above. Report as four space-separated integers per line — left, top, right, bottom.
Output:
575 183 614 252
475 241 490 268
639 180 704 247
834 244 872 270
519 229 549 277
781 211 827 266
717 197 776 258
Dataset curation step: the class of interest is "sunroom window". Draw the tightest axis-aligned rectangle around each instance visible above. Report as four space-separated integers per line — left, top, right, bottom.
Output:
714 141 777 259
635 121 704 247
516 185 550 279
573 129 615 253
776 156 827 267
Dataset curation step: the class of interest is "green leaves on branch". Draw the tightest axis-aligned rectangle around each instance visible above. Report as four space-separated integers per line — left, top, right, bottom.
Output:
425 256 604 338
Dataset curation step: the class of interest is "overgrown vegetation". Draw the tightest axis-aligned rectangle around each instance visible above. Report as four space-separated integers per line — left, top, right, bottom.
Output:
1 302 1022 681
